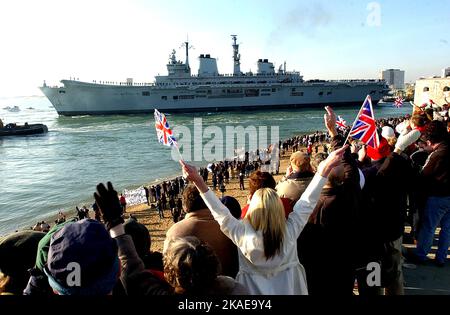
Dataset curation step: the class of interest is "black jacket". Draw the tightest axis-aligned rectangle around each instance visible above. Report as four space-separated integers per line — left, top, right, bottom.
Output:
420 141 450 197
362 152 413 242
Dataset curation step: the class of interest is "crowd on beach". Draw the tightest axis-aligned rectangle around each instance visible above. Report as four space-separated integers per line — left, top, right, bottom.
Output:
0 102 449 296
142 178 186 221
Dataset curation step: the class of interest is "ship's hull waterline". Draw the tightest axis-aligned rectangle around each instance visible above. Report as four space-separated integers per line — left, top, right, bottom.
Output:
41 80 386 116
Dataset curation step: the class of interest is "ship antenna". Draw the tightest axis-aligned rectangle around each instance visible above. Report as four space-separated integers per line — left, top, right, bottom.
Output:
231 35 241 76
181 35 194 72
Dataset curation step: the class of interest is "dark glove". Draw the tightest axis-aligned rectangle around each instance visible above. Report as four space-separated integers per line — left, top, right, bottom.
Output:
94 182 124 230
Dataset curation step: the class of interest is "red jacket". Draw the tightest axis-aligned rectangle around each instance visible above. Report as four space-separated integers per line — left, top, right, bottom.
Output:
241 197 293 219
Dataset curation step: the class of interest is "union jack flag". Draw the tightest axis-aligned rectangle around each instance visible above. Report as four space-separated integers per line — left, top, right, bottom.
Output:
348 95 380 149
394 97 404 108
336 115 347 130
154 109 177 147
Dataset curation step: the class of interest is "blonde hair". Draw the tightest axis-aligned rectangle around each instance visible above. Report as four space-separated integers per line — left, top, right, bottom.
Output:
0 272 10 294
386 137 397 147
244 188 286 260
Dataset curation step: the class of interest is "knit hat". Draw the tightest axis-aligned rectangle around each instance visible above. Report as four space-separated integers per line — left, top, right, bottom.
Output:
381 126 395 140
44 219 119 295
0 231 45 276
0 231 46 294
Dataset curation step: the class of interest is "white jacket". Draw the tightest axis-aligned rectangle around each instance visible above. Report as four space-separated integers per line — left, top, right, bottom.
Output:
201 174 327 295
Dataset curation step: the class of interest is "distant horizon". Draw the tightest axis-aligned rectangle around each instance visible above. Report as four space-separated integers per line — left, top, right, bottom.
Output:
0 94 45 99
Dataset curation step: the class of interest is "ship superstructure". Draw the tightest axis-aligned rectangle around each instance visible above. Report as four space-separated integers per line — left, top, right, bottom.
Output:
41 35 389 116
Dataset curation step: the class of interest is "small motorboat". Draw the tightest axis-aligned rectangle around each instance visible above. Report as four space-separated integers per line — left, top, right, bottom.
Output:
0 123 48 136
4 105 21 112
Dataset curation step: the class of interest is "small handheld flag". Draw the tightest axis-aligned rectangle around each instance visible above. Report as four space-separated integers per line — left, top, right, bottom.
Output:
154 109 177 147
336 116 347 130
394 97 404 108
154 109 183 160
345 95 380 149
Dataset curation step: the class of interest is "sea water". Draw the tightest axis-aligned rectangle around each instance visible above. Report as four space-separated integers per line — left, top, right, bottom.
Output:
0 96 411 234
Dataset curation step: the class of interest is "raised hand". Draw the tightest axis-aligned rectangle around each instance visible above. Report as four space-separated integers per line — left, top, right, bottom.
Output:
395 129 421 153
358 145 367 162
324 106 338 137
350 142 359 154
317 145 348 178
94 182 124 230
179 160 208 193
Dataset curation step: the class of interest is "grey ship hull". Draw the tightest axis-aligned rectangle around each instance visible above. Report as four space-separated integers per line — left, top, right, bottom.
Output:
41 80 387 116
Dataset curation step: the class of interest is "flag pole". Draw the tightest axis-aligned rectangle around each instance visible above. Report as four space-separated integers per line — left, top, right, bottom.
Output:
174 142 184 162
342 124 355 147
343 97 367 146
409 101 425 112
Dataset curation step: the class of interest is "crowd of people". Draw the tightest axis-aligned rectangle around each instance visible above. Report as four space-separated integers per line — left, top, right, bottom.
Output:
143 177 186 221
198 156 273 194
1 103 449 296
281 131 329 156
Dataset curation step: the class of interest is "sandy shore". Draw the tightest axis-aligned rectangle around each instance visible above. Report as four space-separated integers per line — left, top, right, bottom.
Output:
126 150 293 253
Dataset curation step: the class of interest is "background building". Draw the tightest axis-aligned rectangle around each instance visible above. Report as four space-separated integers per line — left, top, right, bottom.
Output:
414 77 450 106
443 67 450 78
381 69 405 90
404 83 416 101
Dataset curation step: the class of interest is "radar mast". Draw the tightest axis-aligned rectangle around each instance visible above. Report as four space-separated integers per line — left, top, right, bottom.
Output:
181 35 194 72
231 35 241 75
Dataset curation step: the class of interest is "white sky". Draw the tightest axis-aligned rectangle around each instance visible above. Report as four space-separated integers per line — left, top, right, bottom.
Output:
0 0 449 97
